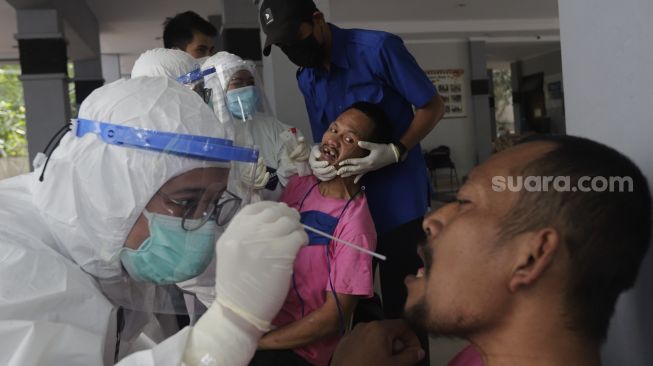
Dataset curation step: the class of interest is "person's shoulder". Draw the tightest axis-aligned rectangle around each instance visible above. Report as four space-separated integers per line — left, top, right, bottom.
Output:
345 27 402 51
0 237 113 318
342 193 376 230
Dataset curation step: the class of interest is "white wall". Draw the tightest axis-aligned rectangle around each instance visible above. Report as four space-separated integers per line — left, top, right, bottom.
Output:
559 1 653 365
406 40 477 179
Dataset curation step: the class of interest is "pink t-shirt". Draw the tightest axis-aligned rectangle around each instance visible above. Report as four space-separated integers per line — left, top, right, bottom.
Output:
273 175 377 366
448 345 484 366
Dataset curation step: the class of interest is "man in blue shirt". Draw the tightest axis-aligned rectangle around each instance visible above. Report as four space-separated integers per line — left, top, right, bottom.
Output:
260 1 444 361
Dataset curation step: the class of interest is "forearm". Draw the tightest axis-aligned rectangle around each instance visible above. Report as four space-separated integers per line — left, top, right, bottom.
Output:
258 307 340 350
399 95 445 150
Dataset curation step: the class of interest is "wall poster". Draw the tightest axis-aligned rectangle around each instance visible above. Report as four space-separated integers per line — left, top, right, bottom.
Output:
426 69 466 118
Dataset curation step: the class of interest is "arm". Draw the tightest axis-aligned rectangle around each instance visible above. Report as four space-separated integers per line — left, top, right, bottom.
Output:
399 94 445 150
258 292 358 350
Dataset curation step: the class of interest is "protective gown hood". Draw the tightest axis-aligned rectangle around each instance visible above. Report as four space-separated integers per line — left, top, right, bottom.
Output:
202 52 256 123
31 77 230 279
131 48 199 79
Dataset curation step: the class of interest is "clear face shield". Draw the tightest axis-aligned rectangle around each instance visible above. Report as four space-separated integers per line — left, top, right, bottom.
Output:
218 60 273 124
73 117 258 315
177 67 217 105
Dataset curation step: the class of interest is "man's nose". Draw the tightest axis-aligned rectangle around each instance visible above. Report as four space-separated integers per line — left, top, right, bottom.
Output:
422 203 457 239
422 212 444 239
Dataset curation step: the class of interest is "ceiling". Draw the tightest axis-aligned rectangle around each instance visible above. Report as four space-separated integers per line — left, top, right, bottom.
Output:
331 0 558 22
0 0 560 66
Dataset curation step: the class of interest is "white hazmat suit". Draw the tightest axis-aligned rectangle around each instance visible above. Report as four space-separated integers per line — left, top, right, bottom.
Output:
203 52 310 202
131 48 198 79
0 77 307 365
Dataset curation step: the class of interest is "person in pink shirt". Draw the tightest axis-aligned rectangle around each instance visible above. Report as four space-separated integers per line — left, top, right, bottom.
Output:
249 102 395 366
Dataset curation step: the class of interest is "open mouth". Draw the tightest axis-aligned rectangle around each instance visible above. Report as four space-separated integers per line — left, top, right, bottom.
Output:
415 242 427 278
320 144 339 164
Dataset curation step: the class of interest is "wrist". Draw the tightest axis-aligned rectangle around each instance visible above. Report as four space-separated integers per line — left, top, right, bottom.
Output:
185 301 264 365
392 141 408 163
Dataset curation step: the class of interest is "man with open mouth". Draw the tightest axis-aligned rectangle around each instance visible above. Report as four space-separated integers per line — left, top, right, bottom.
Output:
331 135 651 366
250 101 394 366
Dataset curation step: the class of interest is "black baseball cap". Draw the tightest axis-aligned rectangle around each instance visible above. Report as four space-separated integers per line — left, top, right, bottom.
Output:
259 0 318 56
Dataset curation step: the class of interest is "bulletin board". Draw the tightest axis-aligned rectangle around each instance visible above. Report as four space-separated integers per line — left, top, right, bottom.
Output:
426 69 466 118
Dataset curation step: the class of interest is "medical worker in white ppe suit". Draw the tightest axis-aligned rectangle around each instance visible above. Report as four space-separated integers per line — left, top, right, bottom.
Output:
131 48 197 79
202 52 311 203
0 76 307 366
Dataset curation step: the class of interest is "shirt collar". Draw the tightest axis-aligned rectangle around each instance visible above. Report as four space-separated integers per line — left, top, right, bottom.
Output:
328 23 349 70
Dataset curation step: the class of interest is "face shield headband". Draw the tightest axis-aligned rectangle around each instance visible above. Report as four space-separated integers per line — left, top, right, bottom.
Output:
75 118 258 163
177 67 217 104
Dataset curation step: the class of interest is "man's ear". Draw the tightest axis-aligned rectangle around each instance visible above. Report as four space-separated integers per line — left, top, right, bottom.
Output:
508 228 561 292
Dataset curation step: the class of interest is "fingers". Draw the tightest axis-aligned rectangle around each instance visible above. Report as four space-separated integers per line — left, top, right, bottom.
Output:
236 201 293 221
336 165 359 177
311 145 322 159
353 174 364 184
382 320 422 349
357 140 378 151
391 346 426 366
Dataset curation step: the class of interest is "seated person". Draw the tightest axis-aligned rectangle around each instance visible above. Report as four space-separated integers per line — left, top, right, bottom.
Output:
331 134 652 366
250 102 394 366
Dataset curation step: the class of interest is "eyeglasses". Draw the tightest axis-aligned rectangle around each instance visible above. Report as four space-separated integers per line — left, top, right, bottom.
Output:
157 190 242 231
228 77 255 90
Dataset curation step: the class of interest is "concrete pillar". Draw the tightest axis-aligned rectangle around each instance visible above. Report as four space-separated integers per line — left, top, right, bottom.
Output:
510 61 523 133
208 15 224 52
101 54 122 84
468 40 493 163
559 0 653 364
15 9 71 167
74 58 103 108
221 0 261 60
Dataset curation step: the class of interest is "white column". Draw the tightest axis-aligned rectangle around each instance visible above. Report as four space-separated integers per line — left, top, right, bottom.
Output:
15 9 71 167
468 40 493 163
559 1 653 365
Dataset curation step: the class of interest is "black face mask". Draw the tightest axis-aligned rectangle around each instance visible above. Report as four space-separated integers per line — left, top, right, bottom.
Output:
280 32 324 68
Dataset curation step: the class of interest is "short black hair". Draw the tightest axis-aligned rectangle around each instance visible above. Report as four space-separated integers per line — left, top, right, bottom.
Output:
501 134 652 342
163 11 217 50
345 101 394 144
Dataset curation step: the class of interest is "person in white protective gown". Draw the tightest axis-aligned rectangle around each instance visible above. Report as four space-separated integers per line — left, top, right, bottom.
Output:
132 48 218 110
0 76 307 366
131 48 197 79
202 52 312 203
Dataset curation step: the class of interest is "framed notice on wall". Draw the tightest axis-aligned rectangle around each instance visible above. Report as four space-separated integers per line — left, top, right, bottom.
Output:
426 69 466 118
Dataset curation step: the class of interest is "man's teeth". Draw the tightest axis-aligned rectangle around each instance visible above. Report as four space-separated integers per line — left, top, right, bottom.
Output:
416 268 425 278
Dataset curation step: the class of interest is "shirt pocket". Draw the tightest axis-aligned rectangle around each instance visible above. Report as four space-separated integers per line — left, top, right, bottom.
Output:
347 82 384 106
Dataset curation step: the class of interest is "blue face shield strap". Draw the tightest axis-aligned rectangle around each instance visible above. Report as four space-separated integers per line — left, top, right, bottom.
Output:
75 118 258 163
176 67 216 84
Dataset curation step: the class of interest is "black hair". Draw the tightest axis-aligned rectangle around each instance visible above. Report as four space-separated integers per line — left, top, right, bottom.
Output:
501 134 652 342
344 101 394 144
163 11 217 50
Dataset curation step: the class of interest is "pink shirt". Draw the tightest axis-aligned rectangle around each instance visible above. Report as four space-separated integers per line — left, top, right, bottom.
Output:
273 175 377 366
448 345 484 366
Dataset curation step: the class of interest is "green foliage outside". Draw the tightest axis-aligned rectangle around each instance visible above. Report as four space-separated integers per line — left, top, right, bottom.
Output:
0 65 27 157
492 69 515 136
0 63 77 157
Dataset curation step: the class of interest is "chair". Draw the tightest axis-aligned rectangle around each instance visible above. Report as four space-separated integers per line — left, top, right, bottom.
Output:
424 145 460 193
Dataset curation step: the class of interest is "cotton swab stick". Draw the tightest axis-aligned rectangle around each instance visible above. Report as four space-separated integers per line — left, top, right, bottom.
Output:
302 224 387 261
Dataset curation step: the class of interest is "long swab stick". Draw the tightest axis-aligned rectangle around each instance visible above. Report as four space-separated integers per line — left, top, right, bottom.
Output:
302 224 387 261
